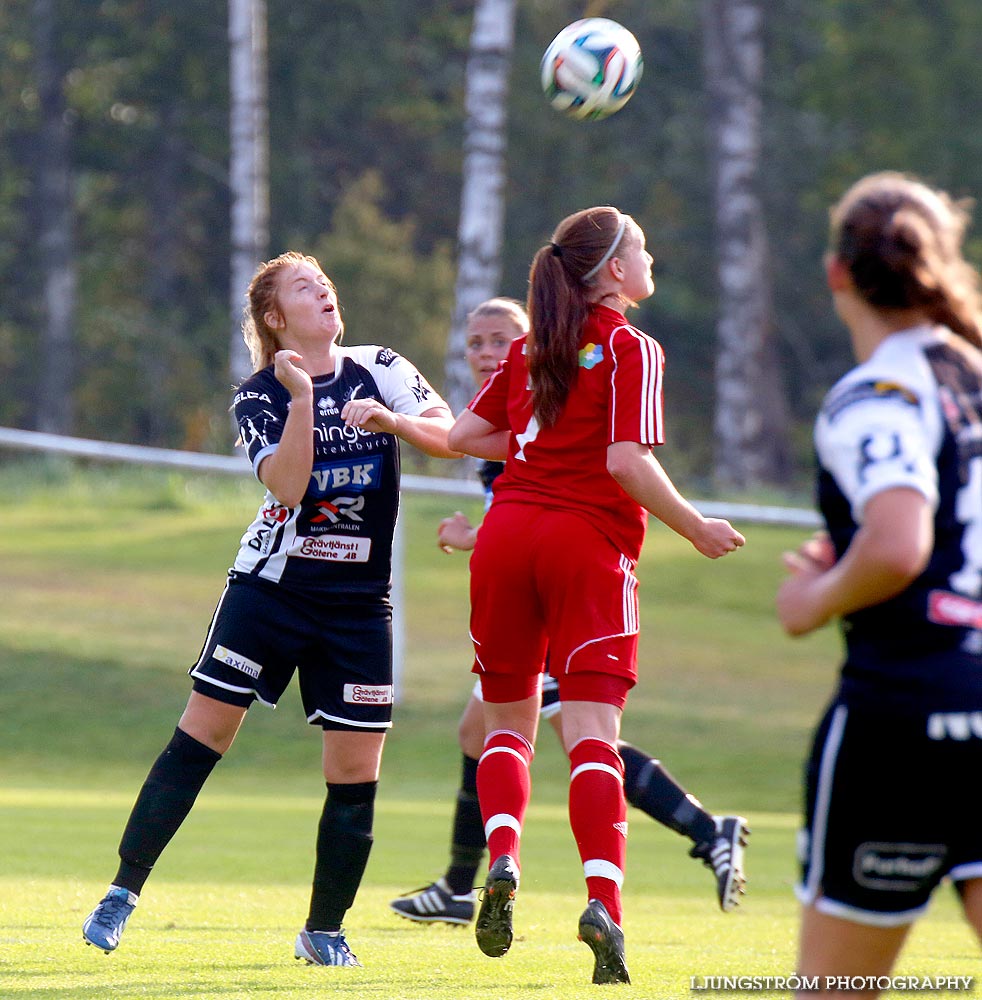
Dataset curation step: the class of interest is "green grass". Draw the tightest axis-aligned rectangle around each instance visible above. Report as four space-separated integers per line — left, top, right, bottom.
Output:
0 458 976 998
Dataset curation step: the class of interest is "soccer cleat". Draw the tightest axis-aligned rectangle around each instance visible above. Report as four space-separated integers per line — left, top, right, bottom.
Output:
389 878 476 925
82 886 138 953
577 899 630 985
294 928 362 967
474 854 519 958
689 815 750 912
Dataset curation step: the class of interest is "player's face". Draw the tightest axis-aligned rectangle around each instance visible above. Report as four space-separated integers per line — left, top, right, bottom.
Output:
617 227 655 302
273 263 342 343
465 314 523 385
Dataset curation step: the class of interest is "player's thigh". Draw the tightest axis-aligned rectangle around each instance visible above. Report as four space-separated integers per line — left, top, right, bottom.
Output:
469 505 547 674
956 878 982 944
532 514 639 678
796 903 910 988
298 600 394 732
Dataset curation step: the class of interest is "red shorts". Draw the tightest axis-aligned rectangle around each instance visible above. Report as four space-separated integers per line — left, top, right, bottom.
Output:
469 503 639 700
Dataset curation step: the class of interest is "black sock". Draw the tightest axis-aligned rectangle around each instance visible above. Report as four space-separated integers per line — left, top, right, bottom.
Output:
444 754 485 895
114 727 222 894
306 781 376 932
618 741 716 845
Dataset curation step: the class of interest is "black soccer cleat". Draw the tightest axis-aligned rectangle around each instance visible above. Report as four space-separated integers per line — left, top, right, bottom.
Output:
577 898 630 985
389 878 476 925
475 854 519 958
689 815 750 912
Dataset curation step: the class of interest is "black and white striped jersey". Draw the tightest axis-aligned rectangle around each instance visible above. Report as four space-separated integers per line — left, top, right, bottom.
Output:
230 345 446 598
815 324 982 709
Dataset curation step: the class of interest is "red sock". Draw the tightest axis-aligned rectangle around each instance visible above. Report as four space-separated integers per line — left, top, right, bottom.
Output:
477 730 534 865
568 737 627 925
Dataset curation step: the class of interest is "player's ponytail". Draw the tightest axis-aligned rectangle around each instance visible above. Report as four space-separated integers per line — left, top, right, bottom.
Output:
832 173 982 349
527 206 627 426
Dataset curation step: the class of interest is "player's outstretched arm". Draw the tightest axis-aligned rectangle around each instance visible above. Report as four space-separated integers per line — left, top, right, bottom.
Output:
607 441 744 558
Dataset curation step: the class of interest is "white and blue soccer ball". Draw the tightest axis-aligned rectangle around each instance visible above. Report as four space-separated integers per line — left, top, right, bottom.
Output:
540 18 643 121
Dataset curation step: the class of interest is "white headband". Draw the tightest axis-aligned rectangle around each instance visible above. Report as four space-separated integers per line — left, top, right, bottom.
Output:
581 216 626 283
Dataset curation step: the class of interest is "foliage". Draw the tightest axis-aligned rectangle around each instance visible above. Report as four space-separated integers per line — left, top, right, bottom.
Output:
307 170 456 395
5 1 982 484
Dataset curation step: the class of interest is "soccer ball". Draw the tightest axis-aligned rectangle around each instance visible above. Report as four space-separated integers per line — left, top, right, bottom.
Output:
540 18 643 121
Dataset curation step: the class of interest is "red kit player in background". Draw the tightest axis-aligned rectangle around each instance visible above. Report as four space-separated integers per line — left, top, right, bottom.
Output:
448 206 745 984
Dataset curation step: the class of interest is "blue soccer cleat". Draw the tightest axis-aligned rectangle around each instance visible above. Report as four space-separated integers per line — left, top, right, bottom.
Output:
294 927 362 967
82 886 138 953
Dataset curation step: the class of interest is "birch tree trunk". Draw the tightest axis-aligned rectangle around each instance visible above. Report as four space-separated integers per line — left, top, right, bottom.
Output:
702 0 790 489
228 0 269 388
34 0 77 434
443 0 516 420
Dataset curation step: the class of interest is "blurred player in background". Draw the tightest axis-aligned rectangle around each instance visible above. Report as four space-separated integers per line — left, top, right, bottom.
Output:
391 296 749 930
82 252 457 969
448 208 745 983
777 172 982 997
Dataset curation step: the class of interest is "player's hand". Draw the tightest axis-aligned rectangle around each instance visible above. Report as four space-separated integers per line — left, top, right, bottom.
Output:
273 350 313 400
783 530 836 574
690 518 745 559
341 397 398 434
437 511 478 553
776 532 835 636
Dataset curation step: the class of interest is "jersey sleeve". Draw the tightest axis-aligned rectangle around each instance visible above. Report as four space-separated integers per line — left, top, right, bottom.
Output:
607 326 665 446
232 371 290 478
816 377 939 522
352 346 449 416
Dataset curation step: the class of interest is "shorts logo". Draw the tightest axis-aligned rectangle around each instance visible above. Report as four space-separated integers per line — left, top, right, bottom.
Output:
213 645 262 680
927 711 982 740
853 842 946 892
292 534 371 562
344 683 393 705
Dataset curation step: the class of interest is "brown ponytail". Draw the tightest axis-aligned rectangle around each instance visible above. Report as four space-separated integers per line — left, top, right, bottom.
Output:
831 172 982 349
527 206 631 426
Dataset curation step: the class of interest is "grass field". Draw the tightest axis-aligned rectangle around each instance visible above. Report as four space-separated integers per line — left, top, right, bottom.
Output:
0 459 977 999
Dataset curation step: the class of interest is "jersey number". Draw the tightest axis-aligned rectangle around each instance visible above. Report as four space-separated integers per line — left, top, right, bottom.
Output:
514 414 541 463
952 452 982 599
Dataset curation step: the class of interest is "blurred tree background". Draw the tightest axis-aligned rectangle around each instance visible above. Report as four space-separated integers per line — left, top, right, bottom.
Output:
3 0 982 488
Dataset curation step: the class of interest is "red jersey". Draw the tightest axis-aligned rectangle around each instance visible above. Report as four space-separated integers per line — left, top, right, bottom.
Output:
468 303 665 561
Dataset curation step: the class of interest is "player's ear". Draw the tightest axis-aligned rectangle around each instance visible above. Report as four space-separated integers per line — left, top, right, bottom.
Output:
824 253 851 293
264 309 284 331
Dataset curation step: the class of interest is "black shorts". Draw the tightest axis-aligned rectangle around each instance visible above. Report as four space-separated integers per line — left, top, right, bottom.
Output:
189 575 393 731
798 700 982 925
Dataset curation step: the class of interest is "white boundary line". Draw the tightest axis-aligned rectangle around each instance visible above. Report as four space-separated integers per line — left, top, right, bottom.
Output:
0 426 820 699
